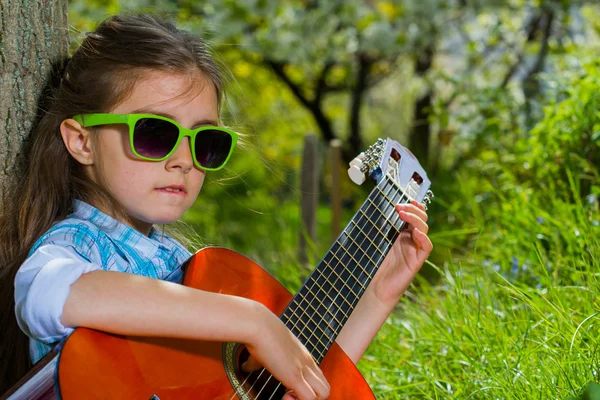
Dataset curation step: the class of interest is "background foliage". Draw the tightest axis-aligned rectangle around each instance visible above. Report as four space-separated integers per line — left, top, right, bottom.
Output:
69 1 600 398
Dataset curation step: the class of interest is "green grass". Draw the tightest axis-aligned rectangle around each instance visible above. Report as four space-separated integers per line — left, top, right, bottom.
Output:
357 179 600 399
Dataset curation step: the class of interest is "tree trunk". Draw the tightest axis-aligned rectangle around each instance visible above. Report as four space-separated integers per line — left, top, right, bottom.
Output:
0 0 69 205
408 44 435 166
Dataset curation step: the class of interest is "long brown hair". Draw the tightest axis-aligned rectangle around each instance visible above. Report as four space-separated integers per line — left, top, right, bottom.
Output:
0 14 227 392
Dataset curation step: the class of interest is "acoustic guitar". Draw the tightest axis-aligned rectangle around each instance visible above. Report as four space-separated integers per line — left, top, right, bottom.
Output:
3 138 432 400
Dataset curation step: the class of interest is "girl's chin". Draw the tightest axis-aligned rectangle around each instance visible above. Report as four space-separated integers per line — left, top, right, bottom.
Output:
129 212 184 233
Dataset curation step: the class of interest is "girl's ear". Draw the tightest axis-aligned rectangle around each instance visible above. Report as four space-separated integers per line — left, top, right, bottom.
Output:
60 119 95 165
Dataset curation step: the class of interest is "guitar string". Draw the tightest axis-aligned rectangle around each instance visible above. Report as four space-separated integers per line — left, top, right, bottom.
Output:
290 177 406 359
257 177 411 400
304 178 407 357
236 187 396 400
262 178 409 400
241 180 400 399
232 176 412 400
282 177 405 356
251 177 407 400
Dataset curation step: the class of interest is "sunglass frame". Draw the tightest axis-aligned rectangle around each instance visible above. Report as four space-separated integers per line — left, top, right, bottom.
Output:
72 113 238 171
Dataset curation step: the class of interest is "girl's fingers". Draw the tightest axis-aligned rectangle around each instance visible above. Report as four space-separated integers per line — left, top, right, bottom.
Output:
282 391 298 400
395 201 428 222
412 228 433 256
241 355 261 372
287 379 316 400
397 210 429 234
303 366 331 399
411 199 427 212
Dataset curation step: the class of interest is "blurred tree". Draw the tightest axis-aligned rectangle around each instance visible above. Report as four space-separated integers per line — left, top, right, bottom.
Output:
174 0 581 169
182 0 442 163
68 0 591 170
430 1 593 173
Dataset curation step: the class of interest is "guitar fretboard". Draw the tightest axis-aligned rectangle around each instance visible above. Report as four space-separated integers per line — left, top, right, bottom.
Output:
280 174 412 362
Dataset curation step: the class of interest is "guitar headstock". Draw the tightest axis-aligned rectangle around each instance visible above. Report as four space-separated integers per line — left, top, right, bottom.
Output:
347 138 434 208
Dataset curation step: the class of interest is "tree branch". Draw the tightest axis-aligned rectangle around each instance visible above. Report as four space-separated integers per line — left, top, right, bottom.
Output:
266 59 337 142
500 9 548 88
266 60 313 110
314 61 333 104
524 8 554 83
442 7 551 110
348 54 372 157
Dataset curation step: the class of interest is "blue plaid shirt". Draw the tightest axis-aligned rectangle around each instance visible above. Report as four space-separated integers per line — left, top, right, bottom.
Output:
14 200 191 364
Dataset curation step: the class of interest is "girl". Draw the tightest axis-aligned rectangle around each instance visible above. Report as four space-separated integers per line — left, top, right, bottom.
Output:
0 14 432 399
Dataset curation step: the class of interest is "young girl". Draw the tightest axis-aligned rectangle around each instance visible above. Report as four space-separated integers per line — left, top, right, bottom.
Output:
0 14 432 399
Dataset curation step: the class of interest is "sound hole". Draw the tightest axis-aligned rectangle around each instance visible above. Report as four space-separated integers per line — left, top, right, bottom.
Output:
237 348 287 399
223 342 288 399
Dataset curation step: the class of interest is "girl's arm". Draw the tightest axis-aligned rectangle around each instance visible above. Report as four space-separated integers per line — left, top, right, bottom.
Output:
63 269 265 342
335 201 433 363
61 270 330 400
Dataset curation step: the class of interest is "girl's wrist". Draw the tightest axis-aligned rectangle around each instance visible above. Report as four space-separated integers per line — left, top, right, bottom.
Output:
364 284 400 315
239 299 270 346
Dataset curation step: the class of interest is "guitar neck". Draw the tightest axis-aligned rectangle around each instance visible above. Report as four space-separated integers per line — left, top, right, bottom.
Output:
280 175 411 363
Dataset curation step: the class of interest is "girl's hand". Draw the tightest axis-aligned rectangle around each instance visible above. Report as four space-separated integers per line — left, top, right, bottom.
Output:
370 199 433 306
242 305 330 400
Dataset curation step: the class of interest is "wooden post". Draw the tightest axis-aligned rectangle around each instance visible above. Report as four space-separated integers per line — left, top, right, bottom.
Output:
330 139 342 242
299 134 319 267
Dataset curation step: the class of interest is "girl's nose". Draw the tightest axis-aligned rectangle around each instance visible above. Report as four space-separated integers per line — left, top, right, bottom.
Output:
165 137 194 173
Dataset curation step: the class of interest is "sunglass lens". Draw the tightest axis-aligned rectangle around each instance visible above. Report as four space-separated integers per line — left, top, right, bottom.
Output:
133 118 179 159
195 129 233 169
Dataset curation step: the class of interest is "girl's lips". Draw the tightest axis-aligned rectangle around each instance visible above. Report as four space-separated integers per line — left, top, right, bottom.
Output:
155 186 187 196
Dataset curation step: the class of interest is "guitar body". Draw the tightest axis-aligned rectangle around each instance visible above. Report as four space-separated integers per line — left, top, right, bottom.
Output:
57 247 375 399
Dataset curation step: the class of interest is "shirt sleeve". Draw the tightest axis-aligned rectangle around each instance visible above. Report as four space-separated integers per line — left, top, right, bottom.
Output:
14 244 102 344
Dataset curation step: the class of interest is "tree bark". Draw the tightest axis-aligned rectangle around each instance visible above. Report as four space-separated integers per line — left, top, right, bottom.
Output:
408 44 435 166
0 0 69 205
348 54 371 159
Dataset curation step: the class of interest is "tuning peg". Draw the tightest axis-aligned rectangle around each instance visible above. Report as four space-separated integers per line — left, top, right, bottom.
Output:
423 190 434 204
348 153 367 185
348 164 366 185
349 152 365 169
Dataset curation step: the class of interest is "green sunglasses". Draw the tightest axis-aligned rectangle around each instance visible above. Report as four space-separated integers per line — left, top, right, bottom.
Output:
72 113 238 171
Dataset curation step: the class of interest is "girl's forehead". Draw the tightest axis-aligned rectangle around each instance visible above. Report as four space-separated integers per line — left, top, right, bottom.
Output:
111 70 217 115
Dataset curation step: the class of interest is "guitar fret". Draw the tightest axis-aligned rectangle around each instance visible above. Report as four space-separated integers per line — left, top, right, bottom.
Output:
295 288 345 327
285 320 326 360
323 246 369 290
372 181 409 233
349 219 387 258
290 285 342 332
319 260 365 298
365 197 396 229
375 185 396 206
323 247 370 290
286 291 342 346
303 272 351 319
335 235 377 280
364 190 400 231
357 208 393 247
284 304 330 356
286 292 341 351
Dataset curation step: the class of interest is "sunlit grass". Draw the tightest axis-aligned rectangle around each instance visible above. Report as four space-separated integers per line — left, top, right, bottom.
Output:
358 177 600 399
